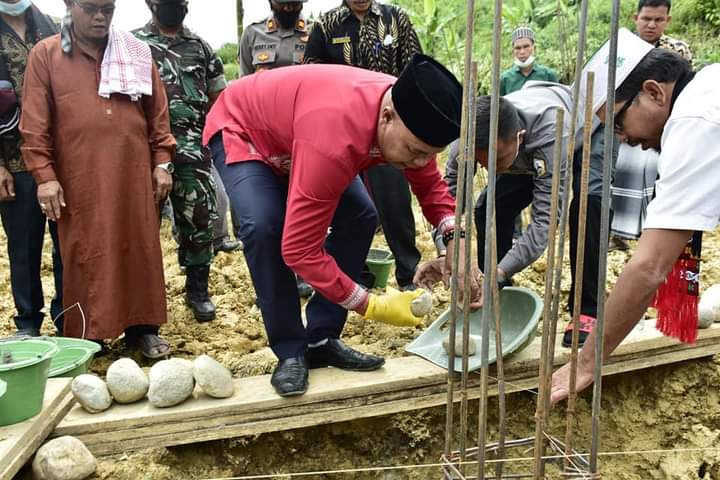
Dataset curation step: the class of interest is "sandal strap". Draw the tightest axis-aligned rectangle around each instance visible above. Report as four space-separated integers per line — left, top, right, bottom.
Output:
564 314 597 334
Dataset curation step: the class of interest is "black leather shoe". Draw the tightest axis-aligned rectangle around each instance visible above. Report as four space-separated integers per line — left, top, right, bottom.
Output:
271 356 309 397
306 338 385 371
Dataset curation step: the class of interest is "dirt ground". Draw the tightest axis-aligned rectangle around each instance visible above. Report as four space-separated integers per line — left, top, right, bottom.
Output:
4 214 720 479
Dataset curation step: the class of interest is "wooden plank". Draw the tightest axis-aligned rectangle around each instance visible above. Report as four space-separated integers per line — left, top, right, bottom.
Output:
53 322 720 456
0 378 75 480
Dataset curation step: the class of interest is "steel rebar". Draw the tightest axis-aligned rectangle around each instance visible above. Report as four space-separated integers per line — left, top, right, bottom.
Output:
535 0 591 475
478 0 504 477
531 107 566 480
590 0 622 473
444 0 476 458
564 71 595 468
460 65 479 470
491 214 507 480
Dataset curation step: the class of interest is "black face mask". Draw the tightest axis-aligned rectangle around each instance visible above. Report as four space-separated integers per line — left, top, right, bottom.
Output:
272 9 300 29
153 3 187 28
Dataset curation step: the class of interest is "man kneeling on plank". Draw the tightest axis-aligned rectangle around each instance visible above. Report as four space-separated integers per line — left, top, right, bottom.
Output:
203 54 482 397
551 48 720 404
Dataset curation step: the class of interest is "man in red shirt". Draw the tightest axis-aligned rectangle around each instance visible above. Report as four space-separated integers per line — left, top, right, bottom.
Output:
204 54 478 396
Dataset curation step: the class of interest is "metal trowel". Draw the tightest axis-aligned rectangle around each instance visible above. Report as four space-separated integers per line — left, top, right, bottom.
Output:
405 287 543 372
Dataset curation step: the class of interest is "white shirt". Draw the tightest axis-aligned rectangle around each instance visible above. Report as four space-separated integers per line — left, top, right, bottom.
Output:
644 64 720 232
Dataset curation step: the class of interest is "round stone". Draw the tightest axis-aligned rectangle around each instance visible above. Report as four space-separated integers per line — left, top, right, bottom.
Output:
32 436 97 480
71 374 112 413
410 292 433 316
148 358 195 408
194 354 234 399
699 284 720 329
105 358 149 404
442 334 477 357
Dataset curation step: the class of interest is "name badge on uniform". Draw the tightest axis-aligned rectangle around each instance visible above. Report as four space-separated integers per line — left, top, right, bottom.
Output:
533 157 547 177
332 36 351 45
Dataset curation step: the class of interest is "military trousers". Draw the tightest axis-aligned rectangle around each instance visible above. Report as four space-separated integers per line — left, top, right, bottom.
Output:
170 162 218 268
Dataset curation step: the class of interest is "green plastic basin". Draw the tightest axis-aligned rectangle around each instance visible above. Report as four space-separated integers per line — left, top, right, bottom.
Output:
0 338 58 426
366 248 394 288
47 337 101 378
405 287 543 372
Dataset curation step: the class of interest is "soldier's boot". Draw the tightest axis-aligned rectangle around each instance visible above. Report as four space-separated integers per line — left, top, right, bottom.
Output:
185 265 216 322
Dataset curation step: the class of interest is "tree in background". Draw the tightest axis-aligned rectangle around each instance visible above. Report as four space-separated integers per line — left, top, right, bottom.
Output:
237 0 244 45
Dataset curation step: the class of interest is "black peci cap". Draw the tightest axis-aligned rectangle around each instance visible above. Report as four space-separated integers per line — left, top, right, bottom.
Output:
391 54 462 148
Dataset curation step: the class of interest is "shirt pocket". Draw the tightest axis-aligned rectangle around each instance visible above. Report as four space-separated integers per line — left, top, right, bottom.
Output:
293 44 305 64
178 57 210 109
252 49 277 71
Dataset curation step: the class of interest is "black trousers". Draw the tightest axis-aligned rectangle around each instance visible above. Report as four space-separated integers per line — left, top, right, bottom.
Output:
364 165 420 287
0 171 63 332
475 174 534 272
475 171 609 319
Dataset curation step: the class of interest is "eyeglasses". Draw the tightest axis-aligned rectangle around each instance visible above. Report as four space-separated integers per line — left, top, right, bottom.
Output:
72 0 115 18
613 90 639 134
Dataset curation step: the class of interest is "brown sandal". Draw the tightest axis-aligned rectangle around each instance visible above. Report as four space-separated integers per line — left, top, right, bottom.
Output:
134 333 171 359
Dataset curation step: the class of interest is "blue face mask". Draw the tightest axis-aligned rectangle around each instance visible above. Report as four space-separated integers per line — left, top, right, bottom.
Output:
0 0 32 17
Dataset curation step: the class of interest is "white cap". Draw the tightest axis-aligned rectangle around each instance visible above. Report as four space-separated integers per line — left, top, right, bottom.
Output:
574 28 654 115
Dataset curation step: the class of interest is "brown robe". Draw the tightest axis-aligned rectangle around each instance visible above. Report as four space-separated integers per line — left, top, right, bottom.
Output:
20 34 176 340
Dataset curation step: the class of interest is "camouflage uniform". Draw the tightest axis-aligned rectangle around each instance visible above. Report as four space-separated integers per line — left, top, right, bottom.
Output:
238 16 309 76
134 22 226 268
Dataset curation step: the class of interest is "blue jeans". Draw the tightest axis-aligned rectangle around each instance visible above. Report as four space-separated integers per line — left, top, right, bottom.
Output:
210 135 377 359
0 171 63 332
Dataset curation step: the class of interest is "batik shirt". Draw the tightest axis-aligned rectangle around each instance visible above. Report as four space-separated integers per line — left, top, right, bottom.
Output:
303 1 421 76
134 23 226 165
0 7 57 172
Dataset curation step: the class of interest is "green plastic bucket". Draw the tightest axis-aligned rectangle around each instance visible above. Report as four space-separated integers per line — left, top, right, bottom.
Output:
0 338 58 426
47 337 101 378
366 248 394 288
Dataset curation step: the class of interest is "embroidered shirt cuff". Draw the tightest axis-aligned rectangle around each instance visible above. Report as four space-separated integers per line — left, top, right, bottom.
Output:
437 215 455 235
339 283 369 311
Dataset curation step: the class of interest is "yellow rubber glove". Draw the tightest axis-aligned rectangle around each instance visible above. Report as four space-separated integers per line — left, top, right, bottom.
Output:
364 287 426 327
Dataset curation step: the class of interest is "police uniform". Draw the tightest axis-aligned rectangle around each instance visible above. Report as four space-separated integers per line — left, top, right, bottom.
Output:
239 16 309 76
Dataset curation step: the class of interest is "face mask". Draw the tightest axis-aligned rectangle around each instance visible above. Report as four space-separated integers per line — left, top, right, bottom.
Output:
273 9 300 30
0 0 32 17
514 55 535 69
153 2 187 28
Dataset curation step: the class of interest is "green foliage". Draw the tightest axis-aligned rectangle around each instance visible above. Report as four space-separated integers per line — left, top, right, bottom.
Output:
217 42 239 65
673 0 720 32
224 63 239 82
393 0 720 90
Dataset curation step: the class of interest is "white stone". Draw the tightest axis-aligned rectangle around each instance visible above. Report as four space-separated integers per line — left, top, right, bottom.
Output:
699 284 720 329
32 436 96 480
410 292 433 316
442 334 477 357
71 374 112 413
105 358 149 404
148 358 195 408
194 354 234 399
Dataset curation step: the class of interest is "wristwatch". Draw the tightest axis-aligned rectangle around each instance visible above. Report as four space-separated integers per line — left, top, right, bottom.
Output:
155 162 174 174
